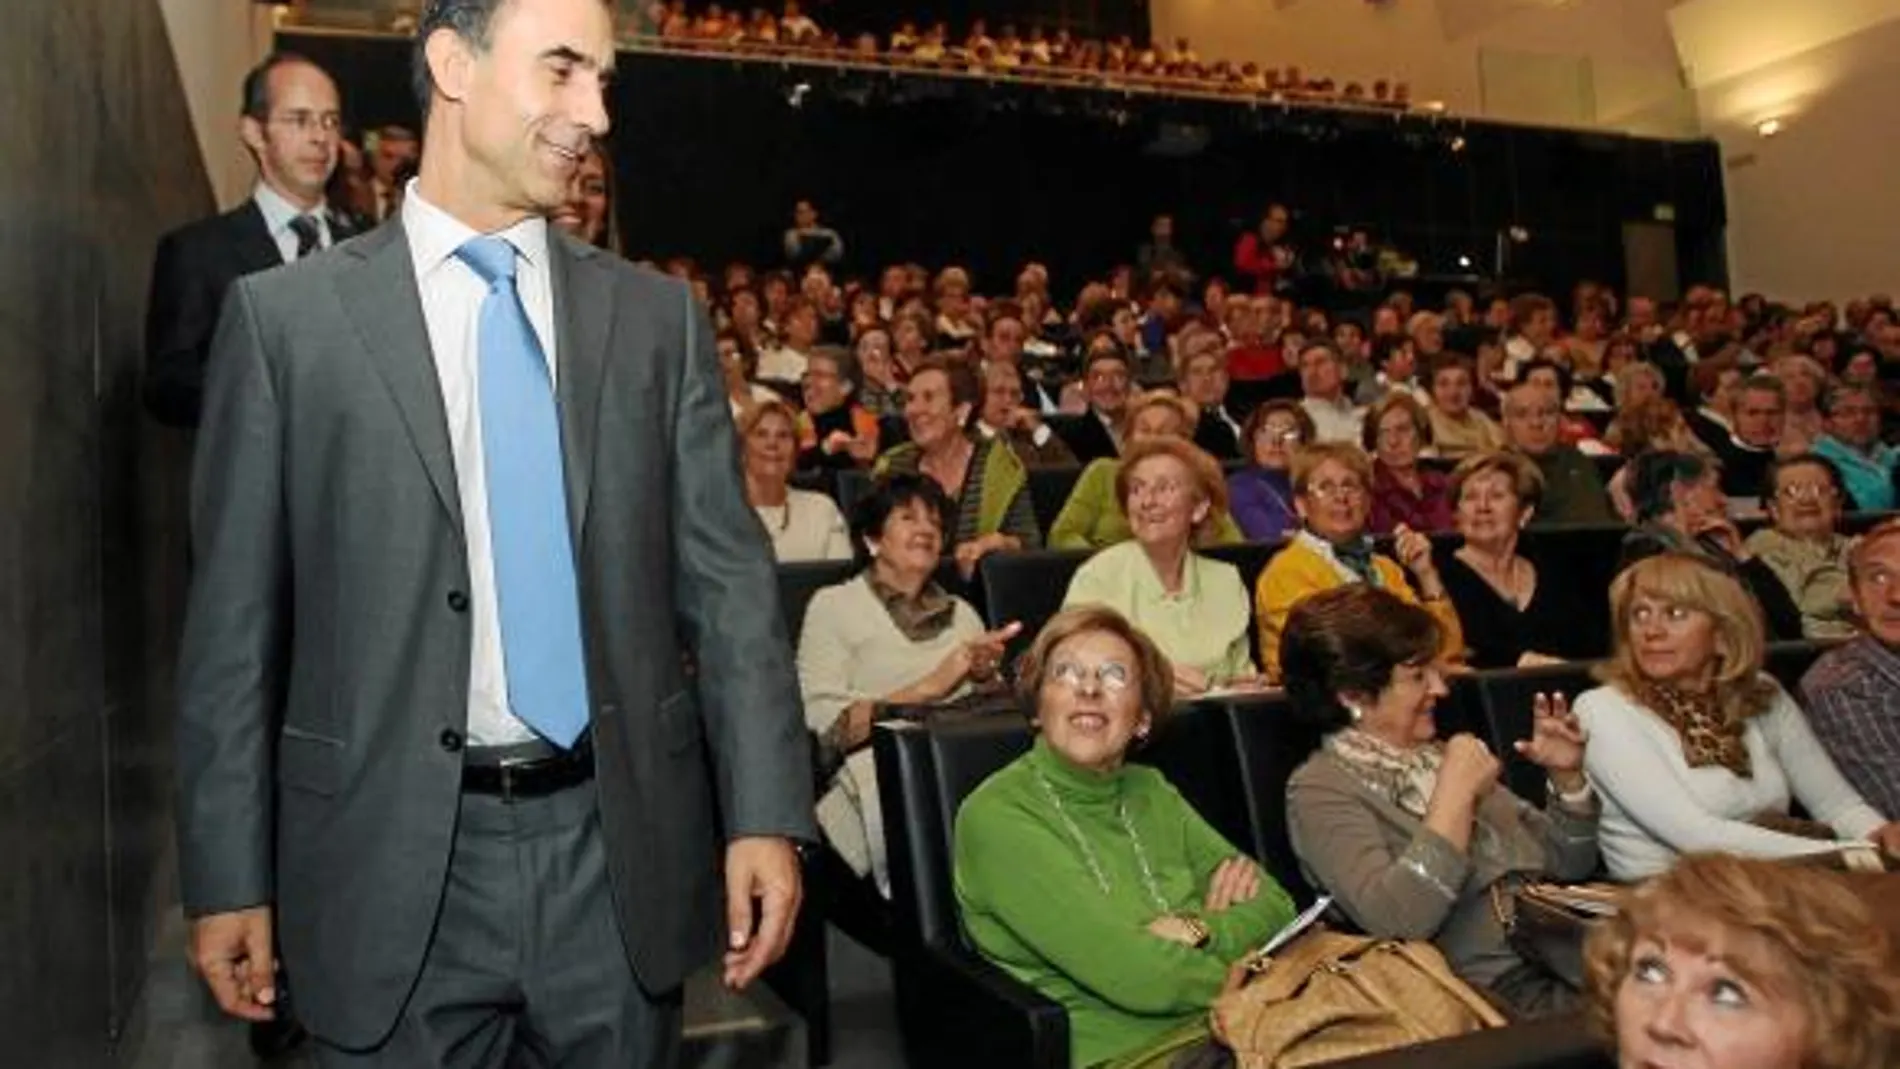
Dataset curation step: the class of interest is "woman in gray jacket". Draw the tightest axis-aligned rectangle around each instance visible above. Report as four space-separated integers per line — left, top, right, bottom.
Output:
1279 585 1600 1016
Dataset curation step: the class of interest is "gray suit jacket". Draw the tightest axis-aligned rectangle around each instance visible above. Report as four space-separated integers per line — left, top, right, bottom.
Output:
173 220 816 1047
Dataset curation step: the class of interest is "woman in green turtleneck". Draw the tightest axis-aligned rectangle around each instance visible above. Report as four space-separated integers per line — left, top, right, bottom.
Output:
954 606 1296 1069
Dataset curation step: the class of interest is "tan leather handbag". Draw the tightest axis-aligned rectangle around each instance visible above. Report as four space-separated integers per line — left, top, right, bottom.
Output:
1210 930 1507 1069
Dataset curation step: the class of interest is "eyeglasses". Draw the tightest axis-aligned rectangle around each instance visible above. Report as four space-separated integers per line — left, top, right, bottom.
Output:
268 110 343 134
1775 482 1839 502
1128 478 1191 502
1258 422 1303 444
1048 660 1132 693
1305 480 1366 500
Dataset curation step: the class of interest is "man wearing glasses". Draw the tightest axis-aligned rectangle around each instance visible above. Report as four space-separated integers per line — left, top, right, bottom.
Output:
144 52 351 427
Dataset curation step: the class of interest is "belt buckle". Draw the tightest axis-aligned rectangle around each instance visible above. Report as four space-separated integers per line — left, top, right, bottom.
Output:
496 759 524 804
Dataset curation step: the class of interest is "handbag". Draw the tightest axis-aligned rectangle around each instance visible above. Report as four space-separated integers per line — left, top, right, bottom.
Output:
1209 929 1506 1069
1491 880 1621 991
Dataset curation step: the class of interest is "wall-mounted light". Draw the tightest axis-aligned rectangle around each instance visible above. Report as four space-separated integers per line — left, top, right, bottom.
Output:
1755 117 1783 138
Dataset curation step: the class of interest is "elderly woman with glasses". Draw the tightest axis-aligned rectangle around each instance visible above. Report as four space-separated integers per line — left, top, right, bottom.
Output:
1226 400 1314 542
1254 442 1465 682
1741 454 1857 640
1281 586 1600 1016
956 606 1297 1069
1064 438 1263 698
1575 553 1900 882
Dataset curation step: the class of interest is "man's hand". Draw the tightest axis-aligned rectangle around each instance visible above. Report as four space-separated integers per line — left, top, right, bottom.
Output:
190 906 278 1022
722 837 804 991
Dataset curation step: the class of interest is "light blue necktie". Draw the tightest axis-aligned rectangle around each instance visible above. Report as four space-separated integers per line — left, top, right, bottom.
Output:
457 236 590 748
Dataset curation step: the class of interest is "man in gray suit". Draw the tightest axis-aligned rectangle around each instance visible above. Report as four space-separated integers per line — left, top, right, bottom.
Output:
174 0 814 1064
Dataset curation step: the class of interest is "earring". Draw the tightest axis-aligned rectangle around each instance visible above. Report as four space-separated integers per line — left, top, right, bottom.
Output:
1345 703 1365 724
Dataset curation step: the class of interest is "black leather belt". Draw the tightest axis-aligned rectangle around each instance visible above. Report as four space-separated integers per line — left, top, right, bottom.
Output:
462 733 594 800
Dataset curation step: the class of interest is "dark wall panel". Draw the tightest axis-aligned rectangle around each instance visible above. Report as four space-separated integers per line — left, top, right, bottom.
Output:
0 0 206 1063
286 31 1726 299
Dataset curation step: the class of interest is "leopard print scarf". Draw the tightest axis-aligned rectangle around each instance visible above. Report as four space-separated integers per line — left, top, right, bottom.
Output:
1635 679 1751 778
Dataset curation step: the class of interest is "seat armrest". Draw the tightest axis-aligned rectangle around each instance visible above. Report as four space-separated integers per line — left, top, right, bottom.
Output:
892 943 1069 1069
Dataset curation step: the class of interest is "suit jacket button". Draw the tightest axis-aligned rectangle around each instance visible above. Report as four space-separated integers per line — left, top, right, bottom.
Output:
439 729 464 753
447 591 470 613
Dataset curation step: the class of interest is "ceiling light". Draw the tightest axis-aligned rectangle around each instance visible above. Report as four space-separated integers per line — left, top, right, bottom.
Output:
1755 117 1783 137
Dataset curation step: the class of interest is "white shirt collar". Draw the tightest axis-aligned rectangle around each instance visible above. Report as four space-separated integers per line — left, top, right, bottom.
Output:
252 181 327 237
400 178 550 281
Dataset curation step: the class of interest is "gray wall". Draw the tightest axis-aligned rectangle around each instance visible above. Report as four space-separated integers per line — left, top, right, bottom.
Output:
0 0 209 1064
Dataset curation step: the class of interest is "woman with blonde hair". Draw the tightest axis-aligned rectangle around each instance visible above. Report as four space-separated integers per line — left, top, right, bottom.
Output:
1585 853 1900 1069
1049 394 1244 550
1064 438 1262 697
739 399 851 561
1574 553 1900 881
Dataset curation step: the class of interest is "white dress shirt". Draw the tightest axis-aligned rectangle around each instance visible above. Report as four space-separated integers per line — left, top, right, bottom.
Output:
1302 394 1366 444
402 181 558 746
253 181 335 264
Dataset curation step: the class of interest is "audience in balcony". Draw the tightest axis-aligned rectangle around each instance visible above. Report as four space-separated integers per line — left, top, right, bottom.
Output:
798 475 1021 893
1050 393 1244 550
1365 394 1453 535
874 359 1040 575
1799 519 1900 821
956 605 1296 1069
1424 354 1505 460
1437 452 1596 668
1064 438 1261 697
1585 853 1900 1069
1281 585 1598 1017
741 399 851 562
1743 455 1856 641
1255 443 1464 681
1809 382 1896 511
1501 384 1617 526
1618 451 1805 641
1576 554 1900 882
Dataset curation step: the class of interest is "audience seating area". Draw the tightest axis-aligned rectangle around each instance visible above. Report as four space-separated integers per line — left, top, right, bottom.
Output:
864 637 1835 1068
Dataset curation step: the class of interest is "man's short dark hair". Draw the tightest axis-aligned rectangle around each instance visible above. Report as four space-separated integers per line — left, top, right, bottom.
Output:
412 0 608 118
413 0 507 118
241 52 321 120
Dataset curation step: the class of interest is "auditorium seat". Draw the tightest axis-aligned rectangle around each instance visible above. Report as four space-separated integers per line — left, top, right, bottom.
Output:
1467 662 1599 805
874 710 1619 1069
1026 465 1085 532
872 714 1067 1069
1131 698 1262 871
1763 639 1844 693
979 547 1092 661
1218 693 1323 906
776 559 859 639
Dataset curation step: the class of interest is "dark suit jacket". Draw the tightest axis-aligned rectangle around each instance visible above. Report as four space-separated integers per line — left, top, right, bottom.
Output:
1052 410 1121 465
143 201 286 427
174 221 815 1046
1193 406 1242 460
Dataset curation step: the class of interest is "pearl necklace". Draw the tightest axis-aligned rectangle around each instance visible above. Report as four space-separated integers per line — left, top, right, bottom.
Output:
1032 766 1170 914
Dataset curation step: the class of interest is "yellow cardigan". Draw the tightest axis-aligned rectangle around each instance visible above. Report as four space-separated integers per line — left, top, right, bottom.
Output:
1255 536 1465 682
